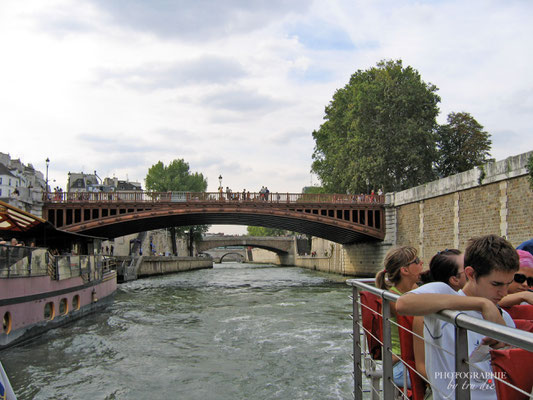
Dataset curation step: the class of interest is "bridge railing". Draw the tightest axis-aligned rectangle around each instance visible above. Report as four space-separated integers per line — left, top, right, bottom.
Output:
44 191 385 205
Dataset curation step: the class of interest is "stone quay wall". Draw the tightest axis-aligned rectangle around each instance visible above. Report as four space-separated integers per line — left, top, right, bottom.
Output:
137 256 213 278
297 151 533 277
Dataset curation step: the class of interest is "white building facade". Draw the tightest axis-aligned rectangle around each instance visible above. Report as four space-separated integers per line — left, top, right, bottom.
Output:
0 153 46 216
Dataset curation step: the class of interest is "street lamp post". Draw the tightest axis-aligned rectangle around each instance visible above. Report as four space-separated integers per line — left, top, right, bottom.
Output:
218 175 223 190
45 158 50 198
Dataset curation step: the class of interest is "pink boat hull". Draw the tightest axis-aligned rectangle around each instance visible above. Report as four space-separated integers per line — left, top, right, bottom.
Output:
0 269 117 349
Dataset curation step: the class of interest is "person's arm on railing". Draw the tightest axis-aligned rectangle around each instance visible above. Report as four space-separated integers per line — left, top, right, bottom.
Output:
396 293 505 325
412 316 428 380
498 291 533 308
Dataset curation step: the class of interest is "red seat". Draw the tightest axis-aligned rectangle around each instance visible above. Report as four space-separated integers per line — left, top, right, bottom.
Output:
360 291 383 360
490 348 533 400
513 319 533 333
503 304 533 320
397 314 427 400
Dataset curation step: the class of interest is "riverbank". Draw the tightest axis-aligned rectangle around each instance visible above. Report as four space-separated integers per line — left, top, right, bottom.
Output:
113 255 213 282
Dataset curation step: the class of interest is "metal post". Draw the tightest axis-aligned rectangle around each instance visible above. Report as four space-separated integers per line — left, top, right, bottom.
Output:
352 286 363 400
455 324 471 400
381 297 394 398
45 157 49 199
6 247 11 278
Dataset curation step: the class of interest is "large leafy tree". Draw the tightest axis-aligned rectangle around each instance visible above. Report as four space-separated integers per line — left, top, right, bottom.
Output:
435 112 493 177
312 59 440 193
302 186 327 194
246 226 289 236
145 159 208 256
145 159 207 192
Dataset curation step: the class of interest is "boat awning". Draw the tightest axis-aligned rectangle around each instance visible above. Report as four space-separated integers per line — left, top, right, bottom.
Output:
0 200 104 246
0 200 44 232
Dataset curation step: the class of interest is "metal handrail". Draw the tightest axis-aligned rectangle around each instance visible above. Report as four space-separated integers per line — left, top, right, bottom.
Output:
43 191 386 205
347 278 533 400
0 244 103 281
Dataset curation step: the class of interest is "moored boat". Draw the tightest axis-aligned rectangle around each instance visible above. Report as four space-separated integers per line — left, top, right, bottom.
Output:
0 200 117 350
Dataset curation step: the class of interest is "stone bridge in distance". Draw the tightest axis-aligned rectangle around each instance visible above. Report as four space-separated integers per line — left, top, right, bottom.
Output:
43 191 386 244
198 236 297 264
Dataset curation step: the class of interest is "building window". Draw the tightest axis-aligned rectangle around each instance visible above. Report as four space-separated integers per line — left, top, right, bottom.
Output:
44 302 55 320
0 177 2 184
59 298 68 315
2 312 12 334
73 295 80 310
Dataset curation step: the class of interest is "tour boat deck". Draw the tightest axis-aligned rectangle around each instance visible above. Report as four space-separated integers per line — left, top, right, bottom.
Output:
347 279 533 400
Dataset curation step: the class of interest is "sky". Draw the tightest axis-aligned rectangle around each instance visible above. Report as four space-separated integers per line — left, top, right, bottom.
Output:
1 0 532 234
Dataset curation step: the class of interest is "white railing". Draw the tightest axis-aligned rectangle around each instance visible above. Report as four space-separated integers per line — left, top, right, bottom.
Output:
347 279 533 400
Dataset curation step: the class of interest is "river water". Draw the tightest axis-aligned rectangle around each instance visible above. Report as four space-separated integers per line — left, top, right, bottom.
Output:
2 263 356 400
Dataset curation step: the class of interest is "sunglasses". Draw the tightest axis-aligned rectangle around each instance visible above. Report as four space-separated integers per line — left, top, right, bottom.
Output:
407 257 420 266
514 273 533 287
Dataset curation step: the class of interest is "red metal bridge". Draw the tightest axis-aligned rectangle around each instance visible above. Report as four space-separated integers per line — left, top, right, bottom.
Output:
43 191 385 244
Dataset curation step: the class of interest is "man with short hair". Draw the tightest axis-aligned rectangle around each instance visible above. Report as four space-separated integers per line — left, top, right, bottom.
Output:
396 234 519 400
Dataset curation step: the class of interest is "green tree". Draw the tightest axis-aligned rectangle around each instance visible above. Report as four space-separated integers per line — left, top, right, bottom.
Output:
312 59 440 193
435 112 493 177
302 186 328 194
145 160 207 192
145 159 209 256
246 226 289 236
527 154 533 190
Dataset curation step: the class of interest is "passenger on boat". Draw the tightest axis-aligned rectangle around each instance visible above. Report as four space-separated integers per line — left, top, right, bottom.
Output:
375 246 423 389
414 250 466 379
396 234 519 400
498 249 533 307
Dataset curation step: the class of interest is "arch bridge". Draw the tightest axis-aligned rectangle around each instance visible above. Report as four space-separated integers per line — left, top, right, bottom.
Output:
198 236 294 264
197 236 294 254
43 191 385 244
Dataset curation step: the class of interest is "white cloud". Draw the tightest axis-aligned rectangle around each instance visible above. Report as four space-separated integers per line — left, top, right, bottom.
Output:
1 0 532 235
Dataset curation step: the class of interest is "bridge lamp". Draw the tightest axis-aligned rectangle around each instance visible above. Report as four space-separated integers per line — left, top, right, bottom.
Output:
218 175 222 190
45 158 50 194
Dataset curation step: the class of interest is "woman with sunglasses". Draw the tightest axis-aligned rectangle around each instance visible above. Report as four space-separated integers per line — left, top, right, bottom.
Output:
498 249 533 307
375 246 423 389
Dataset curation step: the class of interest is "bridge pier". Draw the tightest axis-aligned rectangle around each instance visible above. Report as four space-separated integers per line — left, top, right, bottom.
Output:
278 252 295 266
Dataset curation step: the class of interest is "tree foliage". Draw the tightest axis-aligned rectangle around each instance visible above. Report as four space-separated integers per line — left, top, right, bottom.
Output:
527 154 533 190
311 59 440 193
302 186 328 194
145 159 209 256
435 112 493 177
145 159 207 192
246 226 290 236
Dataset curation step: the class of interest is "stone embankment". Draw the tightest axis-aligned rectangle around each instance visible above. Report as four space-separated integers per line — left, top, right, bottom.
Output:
113 255 213 282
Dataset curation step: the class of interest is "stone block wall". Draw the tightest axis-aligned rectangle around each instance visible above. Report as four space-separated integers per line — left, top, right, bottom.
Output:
301 151 532 278
507 176 533 244
396 203 420 249
392 151 532 266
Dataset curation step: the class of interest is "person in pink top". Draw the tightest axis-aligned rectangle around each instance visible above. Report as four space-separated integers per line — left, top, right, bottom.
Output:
498 249 533 307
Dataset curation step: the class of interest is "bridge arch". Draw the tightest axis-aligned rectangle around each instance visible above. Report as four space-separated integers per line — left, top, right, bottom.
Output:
43 192 385 244
197 236 291 255
219 252 245 263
